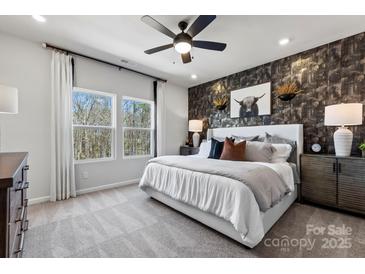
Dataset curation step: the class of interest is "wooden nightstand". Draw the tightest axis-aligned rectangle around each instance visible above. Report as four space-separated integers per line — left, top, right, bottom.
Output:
180 146 199 156
300 154 365 215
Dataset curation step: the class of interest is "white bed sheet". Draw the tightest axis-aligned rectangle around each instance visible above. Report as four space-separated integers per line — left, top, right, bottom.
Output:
139 159 295 247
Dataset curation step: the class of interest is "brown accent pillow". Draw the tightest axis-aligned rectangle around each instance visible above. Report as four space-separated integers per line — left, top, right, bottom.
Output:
220 138 246 161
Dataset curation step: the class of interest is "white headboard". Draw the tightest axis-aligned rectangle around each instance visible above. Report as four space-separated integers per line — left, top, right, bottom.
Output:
211 124 303 165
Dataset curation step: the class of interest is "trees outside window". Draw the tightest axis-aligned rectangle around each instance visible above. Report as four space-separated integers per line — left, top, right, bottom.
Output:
72 88 116 162
122 97 154 157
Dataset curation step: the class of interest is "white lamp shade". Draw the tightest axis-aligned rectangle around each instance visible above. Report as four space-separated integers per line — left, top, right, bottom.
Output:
0 84 18 114
325 103 363 126
189 119 203 132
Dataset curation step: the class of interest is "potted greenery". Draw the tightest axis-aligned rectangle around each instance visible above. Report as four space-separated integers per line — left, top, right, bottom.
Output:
359 142 365 158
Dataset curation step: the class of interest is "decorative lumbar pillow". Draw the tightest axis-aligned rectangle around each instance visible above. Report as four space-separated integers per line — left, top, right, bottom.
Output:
232 135 260 142
220 138 246 161
244 141 275 162
271 143 292 163
197 140 211 158
208 138 227 159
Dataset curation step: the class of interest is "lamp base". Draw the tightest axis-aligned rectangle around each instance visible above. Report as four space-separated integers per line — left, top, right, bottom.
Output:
334 126 353 157
192 132 200 148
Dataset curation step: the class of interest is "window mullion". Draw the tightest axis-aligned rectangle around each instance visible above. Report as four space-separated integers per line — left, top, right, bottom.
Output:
73 124 114 129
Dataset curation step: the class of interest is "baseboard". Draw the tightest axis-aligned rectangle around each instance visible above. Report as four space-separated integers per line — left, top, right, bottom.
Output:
28 195 51 205
76 178 139 195
28 178 140 205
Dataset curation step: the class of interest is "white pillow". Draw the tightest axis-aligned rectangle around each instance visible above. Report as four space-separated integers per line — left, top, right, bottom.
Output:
271 143 292 163
197 140 211 158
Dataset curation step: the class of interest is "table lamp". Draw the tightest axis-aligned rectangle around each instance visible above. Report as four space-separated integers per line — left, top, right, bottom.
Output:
325 103 363 157
189 120 203 148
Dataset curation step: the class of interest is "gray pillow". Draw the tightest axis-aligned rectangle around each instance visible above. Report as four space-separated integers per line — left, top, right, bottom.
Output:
264 132 297 162
231 135 260 141
244 141 275 162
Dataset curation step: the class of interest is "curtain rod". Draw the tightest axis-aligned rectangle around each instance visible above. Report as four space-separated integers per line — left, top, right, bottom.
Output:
42 43 167 83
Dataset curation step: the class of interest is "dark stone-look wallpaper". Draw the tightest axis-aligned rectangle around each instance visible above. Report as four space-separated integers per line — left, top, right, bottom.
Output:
188 32 365 155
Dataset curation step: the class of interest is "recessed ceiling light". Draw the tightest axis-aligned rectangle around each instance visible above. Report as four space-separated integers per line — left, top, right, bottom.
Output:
191 74 197 80
32 15 46 23
279 38 290 46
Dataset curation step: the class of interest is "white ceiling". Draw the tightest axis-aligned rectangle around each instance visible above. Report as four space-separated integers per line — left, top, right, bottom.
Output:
0 15 364 88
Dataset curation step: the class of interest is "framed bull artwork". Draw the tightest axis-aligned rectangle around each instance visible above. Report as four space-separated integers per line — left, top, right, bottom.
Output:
230 82 271 118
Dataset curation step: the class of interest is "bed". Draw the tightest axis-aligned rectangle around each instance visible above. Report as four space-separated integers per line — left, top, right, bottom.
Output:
139 124 303 248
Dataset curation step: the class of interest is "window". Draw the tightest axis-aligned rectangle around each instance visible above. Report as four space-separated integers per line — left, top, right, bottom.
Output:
122 97 154 157
72 87 116 162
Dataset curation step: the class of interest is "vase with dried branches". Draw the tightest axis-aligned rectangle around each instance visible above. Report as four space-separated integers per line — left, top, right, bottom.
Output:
213 96 228 111
274 82 301 101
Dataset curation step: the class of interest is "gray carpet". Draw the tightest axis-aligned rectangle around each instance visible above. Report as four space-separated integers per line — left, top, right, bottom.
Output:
24 184 365 258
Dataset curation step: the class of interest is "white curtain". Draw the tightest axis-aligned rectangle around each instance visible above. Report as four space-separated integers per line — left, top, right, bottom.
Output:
50 51 76 201
156 81 166 156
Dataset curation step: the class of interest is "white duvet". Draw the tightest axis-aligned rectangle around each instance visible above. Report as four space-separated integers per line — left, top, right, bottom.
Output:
139 157 295 247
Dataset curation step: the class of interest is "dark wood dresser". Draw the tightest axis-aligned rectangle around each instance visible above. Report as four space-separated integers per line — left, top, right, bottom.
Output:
300 154 365 216
0 152 29 258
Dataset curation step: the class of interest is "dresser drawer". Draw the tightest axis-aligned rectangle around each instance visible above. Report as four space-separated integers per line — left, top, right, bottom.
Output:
9 185 23 224
22 165 29 181
8 221 22 258
9 182 29 224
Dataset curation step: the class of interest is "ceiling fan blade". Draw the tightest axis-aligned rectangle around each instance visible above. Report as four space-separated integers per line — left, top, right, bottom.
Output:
181 52 192 64
192 40 227 51
187 15 216 37
144 44 173 54
141 15 176 39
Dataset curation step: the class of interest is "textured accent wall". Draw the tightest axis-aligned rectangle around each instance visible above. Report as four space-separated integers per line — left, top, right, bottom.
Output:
188 32 365 155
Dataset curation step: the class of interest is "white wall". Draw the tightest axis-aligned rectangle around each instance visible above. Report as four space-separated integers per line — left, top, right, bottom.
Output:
0 32 52 201
0 32 188 201
164 82 188 155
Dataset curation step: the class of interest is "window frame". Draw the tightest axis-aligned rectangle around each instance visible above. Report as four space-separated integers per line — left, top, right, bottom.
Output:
121 96 155 159
72 87 117 164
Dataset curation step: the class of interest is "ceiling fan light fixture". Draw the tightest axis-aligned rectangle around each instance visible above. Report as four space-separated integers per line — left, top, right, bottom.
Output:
142 15 226 64
174 42 191 54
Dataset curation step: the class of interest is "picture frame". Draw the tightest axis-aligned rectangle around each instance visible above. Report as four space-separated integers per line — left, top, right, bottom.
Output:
230 82 271 118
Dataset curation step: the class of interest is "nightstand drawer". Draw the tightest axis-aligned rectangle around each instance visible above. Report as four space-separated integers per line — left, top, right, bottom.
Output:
180 146 199 156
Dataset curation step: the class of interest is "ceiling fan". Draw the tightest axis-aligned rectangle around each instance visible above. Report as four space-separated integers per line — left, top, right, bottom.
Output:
141 15 227 64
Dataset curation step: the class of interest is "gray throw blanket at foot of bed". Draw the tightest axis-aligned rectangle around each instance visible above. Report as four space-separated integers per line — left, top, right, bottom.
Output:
148 156 290 211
